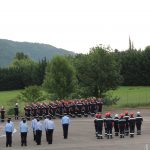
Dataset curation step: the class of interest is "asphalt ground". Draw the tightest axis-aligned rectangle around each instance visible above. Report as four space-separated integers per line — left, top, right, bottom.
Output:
0 108 149 150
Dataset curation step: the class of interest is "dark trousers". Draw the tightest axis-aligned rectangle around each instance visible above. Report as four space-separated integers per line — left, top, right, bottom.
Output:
47 129 54 144
130 125 135 135
6 132 12 147
15 112 19 120
45 130 48 142
33 130 36 141
36 130 42 145
120 127 125 136
97 127 103 136
21 132 27 146
63 124 69 139
136 123 141 134
1 114 5 122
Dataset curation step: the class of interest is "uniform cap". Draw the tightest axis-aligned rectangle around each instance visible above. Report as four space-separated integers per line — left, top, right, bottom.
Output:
137 111 140 115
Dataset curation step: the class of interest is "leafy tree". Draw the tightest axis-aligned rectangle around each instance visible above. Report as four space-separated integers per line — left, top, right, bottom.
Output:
43 56 76 99
75 45 121 97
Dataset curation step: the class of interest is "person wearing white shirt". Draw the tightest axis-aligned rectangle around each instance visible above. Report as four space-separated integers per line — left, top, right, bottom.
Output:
5 118 14 147
35 118 42 145
45 116 55 144
43 115 49 142
19 119 28 146
31 116 37 141
61 115 70 139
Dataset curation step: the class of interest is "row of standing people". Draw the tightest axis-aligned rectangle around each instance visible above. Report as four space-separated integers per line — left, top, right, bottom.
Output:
94 111 143 139
4 115 70 147
24 98 103 119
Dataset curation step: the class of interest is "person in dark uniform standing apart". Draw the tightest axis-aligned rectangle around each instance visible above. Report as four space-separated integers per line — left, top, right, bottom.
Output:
19 118 28 146
135 111 143 135
0 106 5 122
5 118 14 147
61 115 70 139
14 103 19 120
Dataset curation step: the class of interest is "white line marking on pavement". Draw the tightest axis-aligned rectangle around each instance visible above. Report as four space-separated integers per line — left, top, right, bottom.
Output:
145 144 149 150
0 128 17 137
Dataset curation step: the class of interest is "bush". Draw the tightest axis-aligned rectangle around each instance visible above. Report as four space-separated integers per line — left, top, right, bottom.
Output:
103 95 120 106
19 86 45 102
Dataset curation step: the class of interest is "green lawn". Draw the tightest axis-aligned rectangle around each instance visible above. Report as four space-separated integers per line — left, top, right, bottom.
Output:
108 86 150 108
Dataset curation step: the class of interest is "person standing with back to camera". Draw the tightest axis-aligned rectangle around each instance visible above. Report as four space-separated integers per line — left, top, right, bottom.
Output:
61 115 70 139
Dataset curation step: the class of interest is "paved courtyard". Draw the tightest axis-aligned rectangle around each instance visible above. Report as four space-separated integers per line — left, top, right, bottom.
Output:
0 108 149 150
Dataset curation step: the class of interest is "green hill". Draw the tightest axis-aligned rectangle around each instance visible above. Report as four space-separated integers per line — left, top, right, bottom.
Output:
0 39 75 67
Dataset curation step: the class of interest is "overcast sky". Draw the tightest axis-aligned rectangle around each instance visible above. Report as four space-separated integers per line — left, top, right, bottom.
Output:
0 0 150 53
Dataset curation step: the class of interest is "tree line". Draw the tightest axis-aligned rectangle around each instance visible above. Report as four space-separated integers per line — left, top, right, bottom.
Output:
0 44 150 99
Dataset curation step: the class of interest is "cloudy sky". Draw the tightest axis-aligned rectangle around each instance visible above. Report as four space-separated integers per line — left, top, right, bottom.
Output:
0 0 150 53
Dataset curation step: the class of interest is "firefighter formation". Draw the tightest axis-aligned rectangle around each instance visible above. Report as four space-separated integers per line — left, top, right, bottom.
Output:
94 111 143 139
24 98 103 119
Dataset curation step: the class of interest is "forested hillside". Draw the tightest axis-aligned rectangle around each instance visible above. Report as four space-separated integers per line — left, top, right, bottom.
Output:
0 39 75 67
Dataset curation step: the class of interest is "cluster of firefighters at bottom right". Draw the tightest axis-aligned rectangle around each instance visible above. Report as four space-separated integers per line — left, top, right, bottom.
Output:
94 111 143 139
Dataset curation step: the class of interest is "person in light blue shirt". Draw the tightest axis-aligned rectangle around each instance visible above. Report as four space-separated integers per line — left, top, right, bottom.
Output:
20 119 28 146
45 116 55 144
35 118 42 145
5 118 14 147
31 116 37 141
61 115 70 139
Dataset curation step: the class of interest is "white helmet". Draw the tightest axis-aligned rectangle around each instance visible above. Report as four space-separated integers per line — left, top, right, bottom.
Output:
137 111 140 115
16 103 18 105
115 114 118 117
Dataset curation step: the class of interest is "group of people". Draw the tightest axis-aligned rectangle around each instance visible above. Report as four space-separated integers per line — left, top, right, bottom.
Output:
24 98 103 119
94 111 143 139
4 115 70 147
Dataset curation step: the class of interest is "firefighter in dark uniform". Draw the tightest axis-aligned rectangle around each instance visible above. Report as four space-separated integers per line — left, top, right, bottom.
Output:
129 112 136 137
14 103 19 120
83 100 89 117
124 111 130 136
69 102 76 118
105 112 113 139
0 106 5 122
118 113 126 138
135 111 143 135
24 105 31 120
96 98 103 112
103 112 108 137
94 113 99 137
95 114 104 139
31 103 37 117
76 101 82 117
90 100 96 117
113 114 119 136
